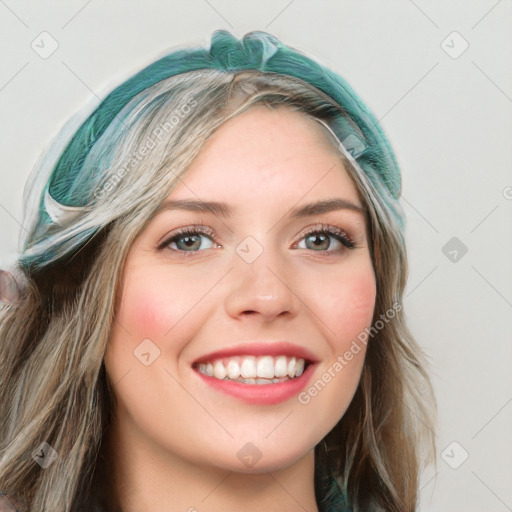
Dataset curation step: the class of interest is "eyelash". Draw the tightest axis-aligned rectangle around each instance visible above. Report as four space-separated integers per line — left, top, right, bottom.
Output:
157 223 358 258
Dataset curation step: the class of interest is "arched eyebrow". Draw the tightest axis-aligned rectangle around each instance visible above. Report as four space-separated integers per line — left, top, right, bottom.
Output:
153 197 365 219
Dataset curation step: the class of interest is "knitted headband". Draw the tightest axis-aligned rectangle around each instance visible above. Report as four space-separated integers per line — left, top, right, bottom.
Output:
5 29 403 285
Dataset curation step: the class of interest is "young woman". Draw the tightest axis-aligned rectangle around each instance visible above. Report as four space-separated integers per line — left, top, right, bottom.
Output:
0 30 436 511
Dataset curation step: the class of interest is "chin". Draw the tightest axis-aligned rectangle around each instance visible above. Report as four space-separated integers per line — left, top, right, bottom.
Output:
204 441 314 474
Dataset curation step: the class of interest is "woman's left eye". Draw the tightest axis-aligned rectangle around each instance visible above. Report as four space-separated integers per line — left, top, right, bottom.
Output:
158 223 357 256
295 225 357 253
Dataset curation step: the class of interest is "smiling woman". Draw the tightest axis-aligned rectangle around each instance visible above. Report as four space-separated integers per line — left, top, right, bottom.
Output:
0 30 436 512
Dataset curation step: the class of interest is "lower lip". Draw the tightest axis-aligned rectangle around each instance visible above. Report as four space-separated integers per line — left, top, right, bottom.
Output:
192 363 316 405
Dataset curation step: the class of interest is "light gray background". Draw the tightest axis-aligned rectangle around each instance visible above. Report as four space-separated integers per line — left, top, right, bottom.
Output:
1 1 511 511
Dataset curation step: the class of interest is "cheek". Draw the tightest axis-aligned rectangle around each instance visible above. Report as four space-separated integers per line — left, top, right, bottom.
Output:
340 274 376 325
114 268 179 340
113 264 214 344
296 267 375 424
314 266 376 347
116 287 166 340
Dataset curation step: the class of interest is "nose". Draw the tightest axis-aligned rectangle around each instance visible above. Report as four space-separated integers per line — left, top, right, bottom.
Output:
224 245 301 322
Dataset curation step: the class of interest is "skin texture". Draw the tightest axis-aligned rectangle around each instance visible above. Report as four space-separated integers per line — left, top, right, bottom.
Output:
103 105 377 512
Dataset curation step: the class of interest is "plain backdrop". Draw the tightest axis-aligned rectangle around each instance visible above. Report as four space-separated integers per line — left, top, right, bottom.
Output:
1 1 511 511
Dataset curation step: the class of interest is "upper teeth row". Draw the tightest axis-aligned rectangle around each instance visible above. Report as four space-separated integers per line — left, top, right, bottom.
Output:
197 355 306 380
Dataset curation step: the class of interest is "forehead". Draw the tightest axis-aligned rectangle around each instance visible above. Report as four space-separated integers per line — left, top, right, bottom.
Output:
168 106 362 207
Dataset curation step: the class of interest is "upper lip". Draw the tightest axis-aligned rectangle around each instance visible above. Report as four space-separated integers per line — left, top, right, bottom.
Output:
192 341 320 365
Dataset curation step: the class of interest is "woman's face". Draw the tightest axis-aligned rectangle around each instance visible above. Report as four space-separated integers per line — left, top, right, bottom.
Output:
104 105 376 474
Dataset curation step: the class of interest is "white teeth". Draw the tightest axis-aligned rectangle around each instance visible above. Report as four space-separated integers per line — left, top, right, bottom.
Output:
240 356 257 378
257 356 275 379
226 359 240 379
274 356 288 377
196 355 308 382
213 360 227 379
287 357 296 378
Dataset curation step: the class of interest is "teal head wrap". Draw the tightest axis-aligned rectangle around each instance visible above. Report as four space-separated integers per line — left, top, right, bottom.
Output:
18 29 403 271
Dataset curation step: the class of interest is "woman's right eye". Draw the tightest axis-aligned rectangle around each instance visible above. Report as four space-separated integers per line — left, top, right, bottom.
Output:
158 226 218 256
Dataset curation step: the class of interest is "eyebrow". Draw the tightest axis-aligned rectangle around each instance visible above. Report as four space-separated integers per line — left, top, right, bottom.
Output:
153 197 365 219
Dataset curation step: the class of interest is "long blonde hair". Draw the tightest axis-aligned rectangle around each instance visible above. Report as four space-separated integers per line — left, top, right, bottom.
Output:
0 69 436 511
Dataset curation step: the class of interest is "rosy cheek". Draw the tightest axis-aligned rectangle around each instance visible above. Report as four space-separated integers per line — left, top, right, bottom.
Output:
132 298 166 337
348 278 377 322
329 274 376 338
115 274 169 340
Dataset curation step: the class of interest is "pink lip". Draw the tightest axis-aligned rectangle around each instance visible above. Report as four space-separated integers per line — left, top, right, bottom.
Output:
193 362 317 405
192 341 320 365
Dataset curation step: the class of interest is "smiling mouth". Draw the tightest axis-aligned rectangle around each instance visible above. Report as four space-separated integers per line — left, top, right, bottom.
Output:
192 354 311 385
